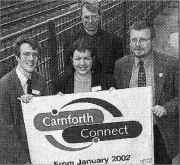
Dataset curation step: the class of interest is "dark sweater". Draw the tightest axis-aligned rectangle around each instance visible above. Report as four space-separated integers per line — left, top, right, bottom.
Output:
55 72 115 94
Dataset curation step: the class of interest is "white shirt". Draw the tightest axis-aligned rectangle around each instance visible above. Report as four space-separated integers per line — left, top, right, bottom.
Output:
16 65 31 94
129 54 157 124
129 54 155 104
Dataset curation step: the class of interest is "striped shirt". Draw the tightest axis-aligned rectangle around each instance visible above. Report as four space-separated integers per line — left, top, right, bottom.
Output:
74 73 91 93
129 54 157 124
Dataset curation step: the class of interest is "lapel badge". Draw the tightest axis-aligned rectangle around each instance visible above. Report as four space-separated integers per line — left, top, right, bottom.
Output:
32 89 40 95
158 73 163 78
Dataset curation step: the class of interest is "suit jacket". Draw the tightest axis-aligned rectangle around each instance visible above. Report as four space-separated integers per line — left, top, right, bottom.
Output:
55 72 115 94
0 61 11 79
0 68 48 164
114 51 179 158
63 25 124 75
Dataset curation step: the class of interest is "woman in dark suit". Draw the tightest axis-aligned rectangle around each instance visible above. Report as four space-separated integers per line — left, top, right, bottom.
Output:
55 36 115 94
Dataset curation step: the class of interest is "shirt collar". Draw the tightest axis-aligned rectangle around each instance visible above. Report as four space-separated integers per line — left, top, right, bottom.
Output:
134 53 153 67
16 65 31 86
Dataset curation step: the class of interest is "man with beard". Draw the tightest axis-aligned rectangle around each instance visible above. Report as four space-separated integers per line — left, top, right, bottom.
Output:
0 36 48 163
63 0 123 76
114 20 178 164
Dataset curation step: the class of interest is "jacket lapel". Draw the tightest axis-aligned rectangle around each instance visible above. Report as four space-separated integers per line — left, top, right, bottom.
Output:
9 69 24 126
11 69 24 96
67 75 74 94
123 53 165 103
91 73 100 87
12 70 30 160
31 72 42 95
153 52 165 104
123 56 134 88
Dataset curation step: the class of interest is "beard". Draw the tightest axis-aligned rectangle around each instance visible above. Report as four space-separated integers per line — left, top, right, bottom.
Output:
131 47 152 58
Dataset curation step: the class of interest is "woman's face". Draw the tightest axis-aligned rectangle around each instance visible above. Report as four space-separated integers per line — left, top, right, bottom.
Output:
72 49 93 76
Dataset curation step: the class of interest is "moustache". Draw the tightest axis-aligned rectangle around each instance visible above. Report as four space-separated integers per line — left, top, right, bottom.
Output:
134 47 143 51
86 24 97 27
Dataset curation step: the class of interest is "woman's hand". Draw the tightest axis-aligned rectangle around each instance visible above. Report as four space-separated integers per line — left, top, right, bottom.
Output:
17 94 33 103
109 87 116 91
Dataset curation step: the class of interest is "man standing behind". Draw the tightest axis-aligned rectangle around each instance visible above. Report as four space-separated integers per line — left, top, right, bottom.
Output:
63 0 123 76
0 36 48 163
114 20 178 164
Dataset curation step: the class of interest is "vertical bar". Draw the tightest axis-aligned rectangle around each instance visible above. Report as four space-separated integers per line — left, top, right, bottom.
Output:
48 21 58 94
123 0 129 55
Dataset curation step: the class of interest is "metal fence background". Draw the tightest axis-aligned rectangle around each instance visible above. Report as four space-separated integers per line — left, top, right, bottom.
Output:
0 0 170 94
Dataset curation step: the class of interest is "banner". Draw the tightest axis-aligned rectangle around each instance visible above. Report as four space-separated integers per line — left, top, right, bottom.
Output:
22 87 154 165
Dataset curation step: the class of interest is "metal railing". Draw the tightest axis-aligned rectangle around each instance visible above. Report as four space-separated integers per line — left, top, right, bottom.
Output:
0 0 169 94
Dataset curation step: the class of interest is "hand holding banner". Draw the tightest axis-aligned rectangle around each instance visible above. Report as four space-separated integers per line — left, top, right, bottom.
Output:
22 87 154 165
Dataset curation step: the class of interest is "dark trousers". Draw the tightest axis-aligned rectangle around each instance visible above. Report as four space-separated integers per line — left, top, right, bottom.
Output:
154 125 172 164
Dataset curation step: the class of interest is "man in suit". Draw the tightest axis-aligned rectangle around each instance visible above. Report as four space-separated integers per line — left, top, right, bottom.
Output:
114 20 179 164
0 36 48 164
63 0 123 76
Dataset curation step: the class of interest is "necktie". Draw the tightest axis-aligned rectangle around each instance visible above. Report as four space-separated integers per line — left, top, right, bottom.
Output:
27 79 32 94
138 61 146 87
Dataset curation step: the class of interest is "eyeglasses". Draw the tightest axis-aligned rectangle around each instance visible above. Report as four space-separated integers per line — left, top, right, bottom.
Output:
131 38 151 44
82 15 100 21
22 51 39 58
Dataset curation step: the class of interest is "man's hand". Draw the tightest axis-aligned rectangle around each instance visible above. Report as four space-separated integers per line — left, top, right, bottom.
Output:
17 94 33 103
108 86 116 92
152 105 167 118
24 162 31 165
57 91 64 96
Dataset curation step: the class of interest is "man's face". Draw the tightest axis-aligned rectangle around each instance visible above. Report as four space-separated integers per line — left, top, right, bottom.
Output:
72 49 93 76
17 43 38 73
130 28 152 58
81 6 100 35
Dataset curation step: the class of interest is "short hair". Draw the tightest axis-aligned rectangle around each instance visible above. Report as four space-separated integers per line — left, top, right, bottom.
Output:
81 0 101 16
69 36 102 73
129 20 156 39
70 36 96 58
14 35 41 57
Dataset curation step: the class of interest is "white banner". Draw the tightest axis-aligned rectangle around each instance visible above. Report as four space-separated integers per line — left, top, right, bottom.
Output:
22 87 154 165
